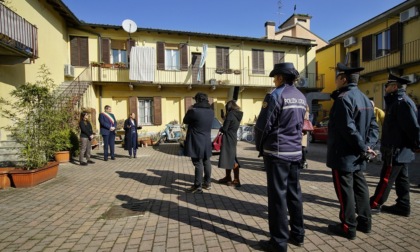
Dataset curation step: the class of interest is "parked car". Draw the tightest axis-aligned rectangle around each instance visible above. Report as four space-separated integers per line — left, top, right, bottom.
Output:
308 117 329 143
179 117 222 150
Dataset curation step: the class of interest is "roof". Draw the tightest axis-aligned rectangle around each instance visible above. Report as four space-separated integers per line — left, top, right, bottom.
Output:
278 13 312 29
329 0 418 43
47 0 315 47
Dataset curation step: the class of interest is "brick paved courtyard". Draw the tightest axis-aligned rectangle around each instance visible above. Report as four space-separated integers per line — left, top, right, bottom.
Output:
0 141 419 251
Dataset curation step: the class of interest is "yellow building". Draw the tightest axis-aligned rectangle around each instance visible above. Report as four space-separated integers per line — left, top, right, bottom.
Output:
0 0 318 142
317 0 420 119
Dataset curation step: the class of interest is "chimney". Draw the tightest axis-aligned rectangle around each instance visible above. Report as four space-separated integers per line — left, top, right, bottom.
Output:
265 21 276 39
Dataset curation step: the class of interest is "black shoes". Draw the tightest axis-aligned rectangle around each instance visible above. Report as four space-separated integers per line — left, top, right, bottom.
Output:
202 183 212 190
371 205 382 214
80 162 88 166
87 160 95 164
288 236 304 247
111 157 116 160
381 204 410 217
258 240 279 252
356 224 371 234
185 185 203 194
328 223 356 240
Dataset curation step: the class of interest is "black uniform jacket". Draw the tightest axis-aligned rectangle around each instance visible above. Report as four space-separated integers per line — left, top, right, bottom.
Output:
218 110 243 169
326 83 379 172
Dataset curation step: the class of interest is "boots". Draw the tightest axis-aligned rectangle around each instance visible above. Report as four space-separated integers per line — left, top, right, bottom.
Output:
229 163 241 187
218 169 232 184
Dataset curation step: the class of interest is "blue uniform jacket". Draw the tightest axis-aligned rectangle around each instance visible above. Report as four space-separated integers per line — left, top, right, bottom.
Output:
99 112 117 136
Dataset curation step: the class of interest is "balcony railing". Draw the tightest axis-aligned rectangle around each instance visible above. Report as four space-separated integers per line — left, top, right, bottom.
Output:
0 4 38 59
91 65 317 89
361 39 420 75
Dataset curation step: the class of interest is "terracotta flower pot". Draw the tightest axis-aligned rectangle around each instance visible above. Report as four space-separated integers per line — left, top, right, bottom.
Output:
0 168 14 189
8 162 59 188
54 151 70 163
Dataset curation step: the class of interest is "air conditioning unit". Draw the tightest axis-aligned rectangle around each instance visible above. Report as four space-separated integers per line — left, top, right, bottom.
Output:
64 64 74 77
344 36 357 47
400 74 417 84
400 6 419 22
297 77 308 87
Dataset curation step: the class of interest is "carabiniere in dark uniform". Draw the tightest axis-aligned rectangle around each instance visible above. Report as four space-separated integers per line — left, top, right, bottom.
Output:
326 63 379 240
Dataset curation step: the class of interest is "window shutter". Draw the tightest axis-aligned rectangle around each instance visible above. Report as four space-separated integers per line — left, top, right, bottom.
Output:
185 97 193 113
216 47 223 69
252 49 264 74
225 47 230 69
127 39 135 63
79 37 89 67
390 22 402 52
157 42 165 70
273 51 285 64
102 38 110 64
129 96 138 119
180 43 188 71
216 47 229 69
362 35 372 62
153 96 162 125
70 36 78 66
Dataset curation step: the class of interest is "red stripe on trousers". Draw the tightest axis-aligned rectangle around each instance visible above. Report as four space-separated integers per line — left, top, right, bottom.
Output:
371 164 393 208
332 169 349 233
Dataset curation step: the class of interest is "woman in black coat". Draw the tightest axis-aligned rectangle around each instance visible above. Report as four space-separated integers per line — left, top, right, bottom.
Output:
218 100 243 187
124 113 142 158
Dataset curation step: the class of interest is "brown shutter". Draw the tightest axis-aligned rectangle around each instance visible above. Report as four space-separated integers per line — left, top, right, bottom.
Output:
129 96 138 119
102 38 110 64
180 43 189 71
225 47 230 69
362 35 372 62
185 97 193 112
157 42 165 70
127 39 136 63
390 22 402 52
79 37 89 67
216 47 223 69
70 36 78 66
153 96 162 125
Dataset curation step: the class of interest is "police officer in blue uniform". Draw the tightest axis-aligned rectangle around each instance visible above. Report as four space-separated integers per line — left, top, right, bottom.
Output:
370 73 420 217
255 63 307 251
327 63 379 240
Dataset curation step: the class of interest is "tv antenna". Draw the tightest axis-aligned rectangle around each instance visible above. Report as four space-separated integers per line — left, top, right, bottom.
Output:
122 19 137 39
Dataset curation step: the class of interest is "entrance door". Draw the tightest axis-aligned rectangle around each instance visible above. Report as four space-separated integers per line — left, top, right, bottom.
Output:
191 53 204 84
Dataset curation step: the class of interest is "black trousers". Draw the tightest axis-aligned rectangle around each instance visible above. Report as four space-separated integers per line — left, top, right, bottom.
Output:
332 169 371 233
191 157 212 189
264 156 304 251
370 152 410 210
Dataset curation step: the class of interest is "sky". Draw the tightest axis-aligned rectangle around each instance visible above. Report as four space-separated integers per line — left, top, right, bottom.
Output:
62 0 406 42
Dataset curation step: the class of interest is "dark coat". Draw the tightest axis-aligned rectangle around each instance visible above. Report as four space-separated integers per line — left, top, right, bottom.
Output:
326 83 379 172
218 110 243 169
182 101 214 158
79 120 93 139
99 112 117 136
124 118 141 150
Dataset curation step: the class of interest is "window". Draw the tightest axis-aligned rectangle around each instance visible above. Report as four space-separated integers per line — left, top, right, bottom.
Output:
165 48 180 70
216 46 230 70
375 29 390 58
70 36 88 66
252 49 265 74
138 98 154 125
112 49 127 64
273 51 285 64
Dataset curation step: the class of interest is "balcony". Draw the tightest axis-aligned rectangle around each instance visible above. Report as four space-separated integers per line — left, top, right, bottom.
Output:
0 4 38 65
91 65 317 89
361 39 420 75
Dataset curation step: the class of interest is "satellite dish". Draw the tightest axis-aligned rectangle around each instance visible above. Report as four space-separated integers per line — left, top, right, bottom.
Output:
122 19 137 33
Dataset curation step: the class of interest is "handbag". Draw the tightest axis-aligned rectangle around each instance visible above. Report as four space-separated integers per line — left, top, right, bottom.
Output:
303 119 314 132
212 132 223 151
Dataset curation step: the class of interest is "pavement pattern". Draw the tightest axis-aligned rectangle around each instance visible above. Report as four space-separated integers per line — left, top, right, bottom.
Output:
0 141 419 252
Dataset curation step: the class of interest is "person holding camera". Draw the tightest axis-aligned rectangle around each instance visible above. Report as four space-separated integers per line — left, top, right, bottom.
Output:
326 63 379 240
124 113 142 158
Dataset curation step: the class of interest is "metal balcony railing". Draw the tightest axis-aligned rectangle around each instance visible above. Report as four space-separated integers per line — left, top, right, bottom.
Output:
0 4 38 59
362 39 420 74
91 65 317 88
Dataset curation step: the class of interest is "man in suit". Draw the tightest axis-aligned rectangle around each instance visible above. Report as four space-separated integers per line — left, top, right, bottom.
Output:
99 105 117 161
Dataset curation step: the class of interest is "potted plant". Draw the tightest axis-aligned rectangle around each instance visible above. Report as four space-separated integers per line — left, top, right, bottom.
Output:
0 64 67 187
114 62 126 68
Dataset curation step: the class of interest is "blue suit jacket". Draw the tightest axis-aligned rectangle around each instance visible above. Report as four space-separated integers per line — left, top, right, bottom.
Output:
99 112 117 136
